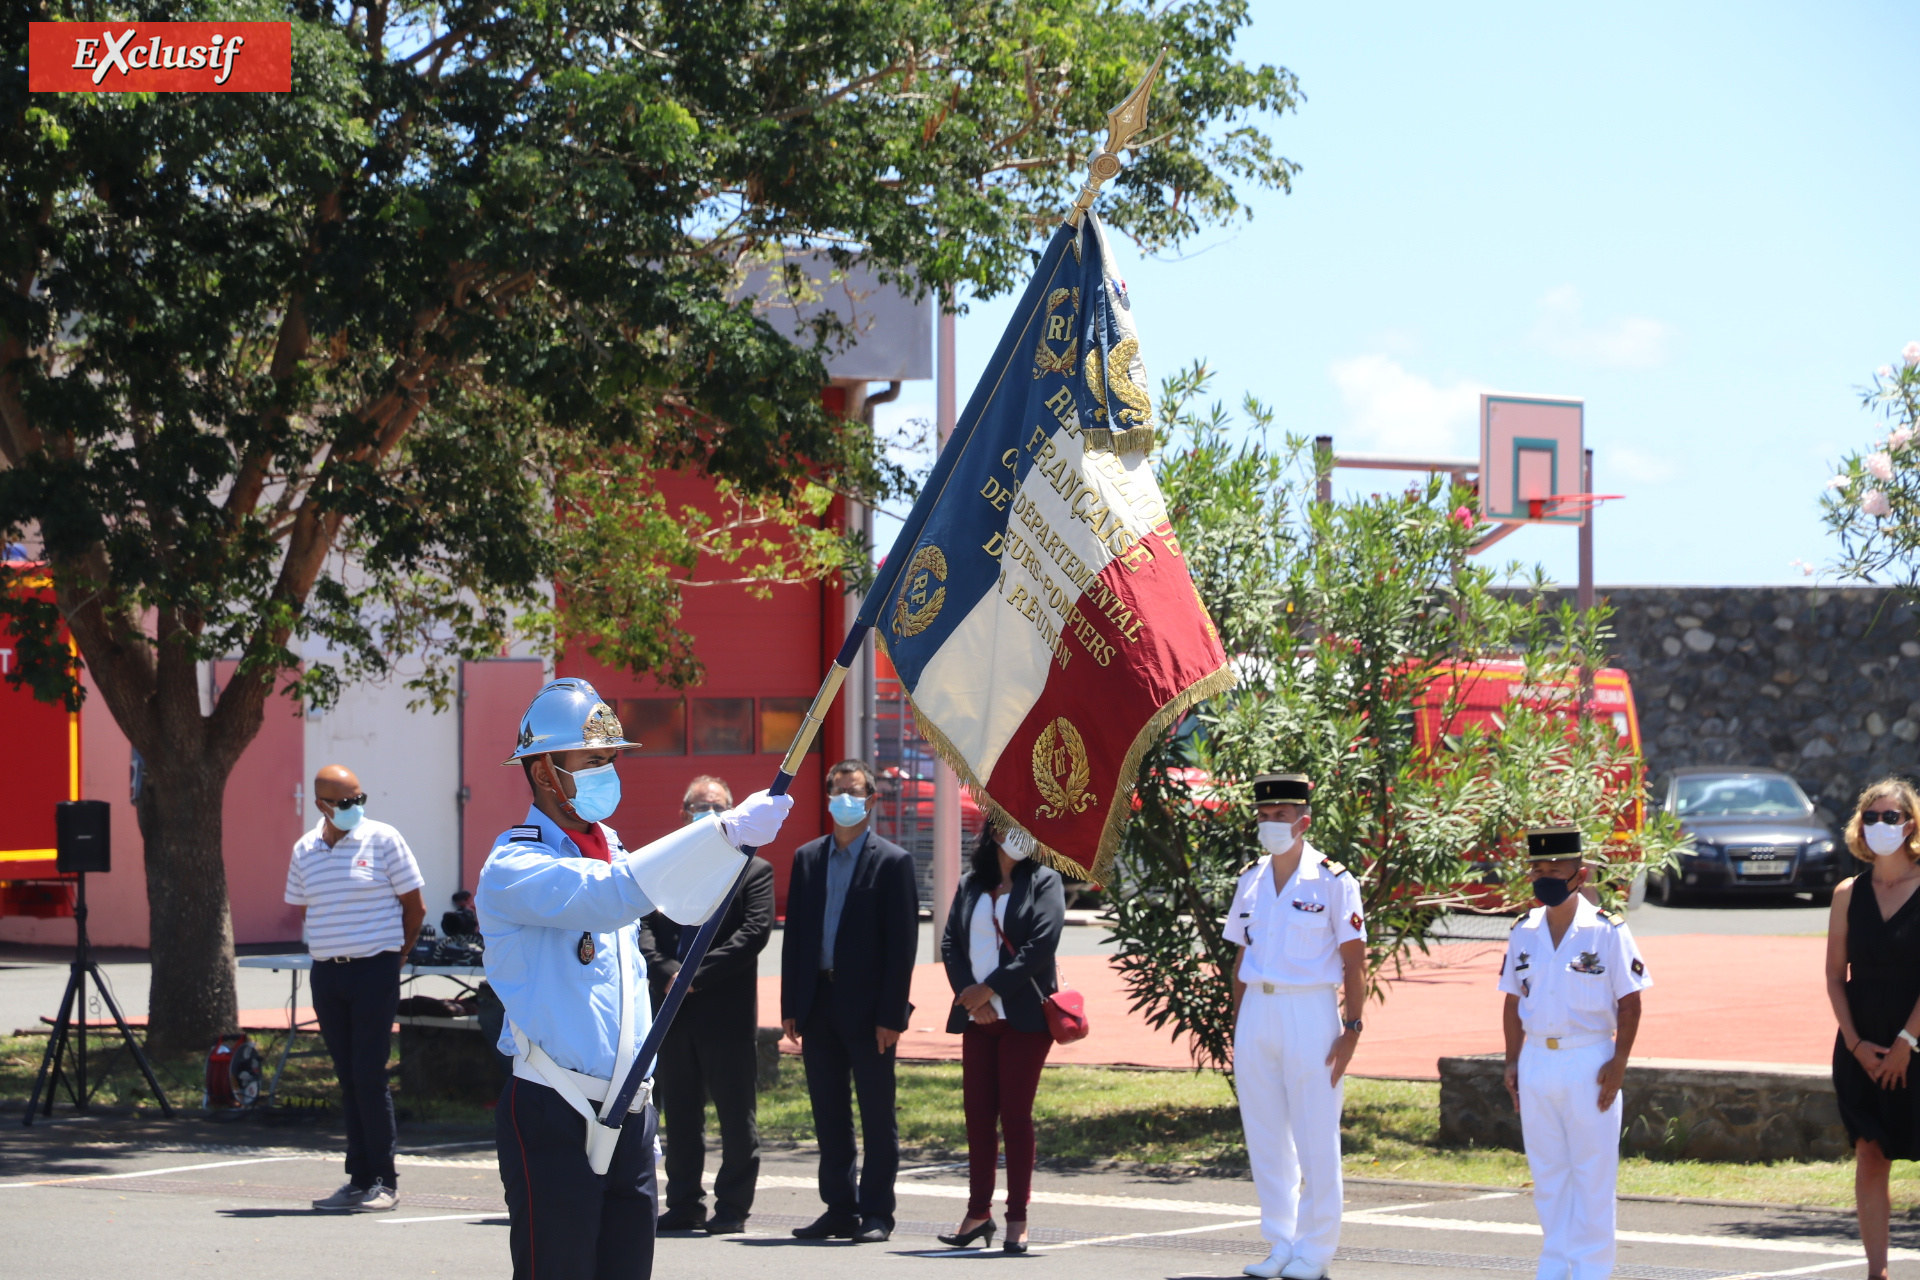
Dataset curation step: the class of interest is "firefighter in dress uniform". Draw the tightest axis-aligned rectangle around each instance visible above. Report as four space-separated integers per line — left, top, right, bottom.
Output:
476 678 793 1280
1225 772 1368 1280
1497 826 1652 1280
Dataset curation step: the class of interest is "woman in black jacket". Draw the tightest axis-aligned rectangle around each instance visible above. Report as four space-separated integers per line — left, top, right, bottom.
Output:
936 822 1066 1254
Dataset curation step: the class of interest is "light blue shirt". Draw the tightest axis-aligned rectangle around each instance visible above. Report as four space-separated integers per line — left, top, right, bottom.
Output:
820 829 867 969
475 805 656 1079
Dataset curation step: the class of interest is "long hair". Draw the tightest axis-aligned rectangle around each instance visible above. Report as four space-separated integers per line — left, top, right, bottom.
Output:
1844 777 1920 865
966 819 1005 890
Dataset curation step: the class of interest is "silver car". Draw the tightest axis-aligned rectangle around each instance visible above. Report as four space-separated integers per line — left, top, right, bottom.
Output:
1647 767 1842 905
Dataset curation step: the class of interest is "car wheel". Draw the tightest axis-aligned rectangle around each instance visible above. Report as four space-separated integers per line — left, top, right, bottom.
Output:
1655 870 1684 906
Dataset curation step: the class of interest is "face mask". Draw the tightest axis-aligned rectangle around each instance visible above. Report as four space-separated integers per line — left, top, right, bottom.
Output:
1257 820 1299 856
1001 830 1034 862
828 792 869 828
1865 822 1910 857
558 762 621 824
329 803 365 831
1532 876 1574 907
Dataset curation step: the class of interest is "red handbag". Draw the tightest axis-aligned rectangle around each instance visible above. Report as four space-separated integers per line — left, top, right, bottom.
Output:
992 904 1089 1044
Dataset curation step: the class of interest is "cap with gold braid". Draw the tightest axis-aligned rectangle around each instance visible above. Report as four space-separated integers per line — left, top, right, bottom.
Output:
1526 826 1583 860
1252 773 1312 805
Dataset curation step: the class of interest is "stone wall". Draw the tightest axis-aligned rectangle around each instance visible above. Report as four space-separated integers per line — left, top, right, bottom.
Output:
1438 1055 1848 1162
1587 586 1920 813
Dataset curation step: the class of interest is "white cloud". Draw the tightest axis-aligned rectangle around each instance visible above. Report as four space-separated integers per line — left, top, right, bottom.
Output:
1327 354 1483 456
1530 285 1672 369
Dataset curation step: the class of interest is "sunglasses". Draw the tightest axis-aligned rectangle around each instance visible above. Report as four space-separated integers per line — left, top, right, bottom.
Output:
321 793 368 809
1862 809 1911 826
683 801 725 815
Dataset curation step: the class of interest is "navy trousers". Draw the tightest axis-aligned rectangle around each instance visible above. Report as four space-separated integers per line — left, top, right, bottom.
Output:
497 1075 659 1280
801 988 899 1223
310 951 402 1187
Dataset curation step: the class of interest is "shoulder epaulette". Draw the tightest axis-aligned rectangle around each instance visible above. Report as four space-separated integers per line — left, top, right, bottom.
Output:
1604 910 1625 926
506 826 542 842
1238 859 1260 875
1510 914 1526 931
1319 857 1348 876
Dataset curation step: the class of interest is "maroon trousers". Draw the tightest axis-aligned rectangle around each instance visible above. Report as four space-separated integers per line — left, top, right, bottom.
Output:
962 1021 1053 1220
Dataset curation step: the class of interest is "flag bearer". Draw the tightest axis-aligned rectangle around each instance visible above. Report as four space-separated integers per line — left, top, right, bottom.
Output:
1226 772 1367 1280
476 678 793 1280
1497 827 1652 1280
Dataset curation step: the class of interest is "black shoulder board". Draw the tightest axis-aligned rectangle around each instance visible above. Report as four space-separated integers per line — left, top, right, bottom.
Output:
1320 857 1348 876
1604 910 1625 926
506 826 542 842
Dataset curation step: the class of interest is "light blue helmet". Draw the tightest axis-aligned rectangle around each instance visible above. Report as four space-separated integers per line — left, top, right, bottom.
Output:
502 678 640 765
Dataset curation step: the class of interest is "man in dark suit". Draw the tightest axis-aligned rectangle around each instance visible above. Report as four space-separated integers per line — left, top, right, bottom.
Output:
641 775 776 1236
781 758 919 1243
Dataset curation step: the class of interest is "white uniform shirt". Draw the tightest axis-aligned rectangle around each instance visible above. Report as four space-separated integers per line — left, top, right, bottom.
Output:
1224 841 1366 988
284 819 425 960
1497 896 1652 1038
967 890 1011 1020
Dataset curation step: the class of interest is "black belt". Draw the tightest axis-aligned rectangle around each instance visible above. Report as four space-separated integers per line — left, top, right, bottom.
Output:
317 950 400 964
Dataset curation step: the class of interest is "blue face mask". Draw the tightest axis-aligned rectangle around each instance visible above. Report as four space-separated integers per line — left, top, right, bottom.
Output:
828 791 869 828
329 803 365 831
559 763 622 824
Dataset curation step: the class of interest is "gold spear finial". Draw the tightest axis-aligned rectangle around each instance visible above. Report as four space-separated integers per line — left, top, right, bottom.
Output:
1065 46 1169 228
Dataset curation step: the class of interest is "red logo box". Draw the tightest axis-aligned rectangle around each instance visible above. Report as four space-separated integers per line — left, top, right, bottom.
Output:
28 22 291 93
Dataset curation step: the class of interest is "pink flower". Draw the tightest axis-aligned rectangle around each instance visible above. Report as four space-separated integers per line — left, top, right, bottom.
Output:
1867 452 1895 481
1451 504 1475 532
1828 474 1850 490
1895 428 1916 449
1881 365 1897 379
1904 341 1920 367
1863 489 1892 517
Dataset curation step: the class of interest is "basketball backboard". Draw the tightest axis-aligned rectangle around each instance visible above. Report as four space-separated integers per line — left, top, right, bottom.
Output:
1479 394 1585 525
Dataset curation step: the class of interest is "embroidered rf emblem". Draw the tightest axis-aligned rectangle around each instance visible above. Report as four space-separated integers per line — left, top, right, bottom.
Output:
577 932 595 965
892 544 948 638
1032 287 1080 377
1031 717 1096 819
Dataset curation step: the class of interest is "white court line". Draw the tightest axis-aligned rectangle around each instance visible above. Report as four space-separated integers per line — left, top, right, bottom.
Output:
1032 1218 1264 1252
1342 1211 1920 1261
0 1155 308 1188
381 1212 511 1226
757 1175 1258 1217
1713 1260 1866 1280
1360 1192 1518 1215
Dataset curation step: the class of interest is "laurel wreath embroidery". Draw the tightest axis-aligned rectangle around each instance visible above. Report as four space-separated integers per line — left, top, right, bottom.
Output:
1032 288 1080 378
892 544 948 638
1031 717 1096 819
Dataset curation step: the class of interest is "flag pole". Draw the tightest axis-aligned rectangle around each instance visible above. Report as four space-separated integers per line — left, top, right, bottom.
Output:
601 48 1169 1127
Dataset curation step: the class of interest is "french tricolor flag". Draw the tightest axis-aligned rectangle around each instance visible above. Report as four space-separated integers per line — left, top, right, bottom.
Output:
864 212 1234 883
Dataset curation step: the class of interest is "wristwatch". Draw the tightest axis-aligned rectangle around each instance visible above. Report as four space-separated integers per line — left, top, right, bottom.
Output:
1900 1029 1919 1052
1343 1018 1364 1034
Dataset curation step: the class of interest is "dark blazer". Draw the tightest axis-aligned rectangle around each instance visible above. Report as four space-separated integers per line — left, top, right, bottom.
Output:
640 856 774 1030
780 830 918 1034
941 860 1065 1035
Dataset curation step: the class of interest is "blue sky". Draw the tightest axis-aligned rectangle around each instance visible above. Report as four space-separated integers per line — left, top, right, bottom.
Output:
872 0 1920 586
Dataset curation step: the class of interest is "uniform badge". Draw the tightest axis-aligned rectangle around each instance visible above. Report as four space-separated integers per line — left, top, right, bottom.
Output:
1569 950 1606 975
1291 899 1325 913
577 932 595 965
1348 911 1363 931
1520 977 1531 997
1630 957 1645 977
1515 951 1530 972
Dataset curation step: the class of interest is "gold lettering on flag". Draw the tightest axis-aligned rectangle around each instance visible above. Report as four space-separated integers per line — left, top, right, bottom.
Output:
1033 288 1080 377
1032 717 1096 819
892 544 948 638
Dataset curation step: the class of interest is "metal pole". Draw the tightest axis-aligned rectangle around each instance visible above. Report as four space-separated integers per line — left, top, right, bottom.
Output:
931 296 962 946
1578 448 1594 612
1315 435 1334 506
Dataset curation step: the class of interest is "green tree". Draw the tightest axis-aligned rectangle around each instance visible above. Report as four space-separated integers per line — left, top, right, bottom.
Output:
0 0 1299 1050
1822 343 1920 586
1108 366 1680 1073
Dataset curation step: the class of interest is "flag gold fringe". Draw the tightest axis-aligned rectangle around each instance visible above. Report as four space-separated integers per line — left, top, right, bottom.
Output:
876 632 1237 888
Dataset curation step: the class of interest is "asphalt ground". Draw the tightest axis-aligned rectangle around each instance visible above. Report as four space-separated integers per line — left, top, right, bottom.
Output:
0 1117 1907 1280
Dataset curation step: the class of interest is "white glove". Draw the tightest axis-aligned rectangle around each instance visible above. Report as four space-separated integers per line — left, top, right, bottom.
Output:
720 790 793 849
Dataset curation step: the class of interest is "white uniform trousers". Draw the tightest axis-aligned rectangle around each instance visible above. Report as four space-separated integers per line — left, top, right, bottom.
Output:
1234 984 1344 1270
1518 1037 1621 1280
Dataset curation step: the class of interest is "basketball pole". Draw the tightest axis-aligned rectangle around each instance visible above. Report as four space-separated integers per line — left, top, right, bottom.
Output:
1578 448 1595 612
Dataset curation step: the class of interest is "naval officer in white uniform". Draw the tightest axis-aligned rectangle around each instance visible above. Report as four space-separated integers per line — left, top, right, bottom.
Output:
1225 772 1368 1280
1497 826 1652 1280
477 678 793 1280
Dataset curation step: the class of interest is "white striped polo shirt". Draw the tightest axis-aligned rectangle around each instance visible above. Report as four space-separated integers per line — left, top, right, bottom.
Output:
284 819 425 960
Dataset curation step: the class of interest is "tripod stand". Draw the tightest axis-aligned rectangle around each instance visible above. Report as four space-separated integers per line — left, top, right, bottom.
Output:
24 871 173 1124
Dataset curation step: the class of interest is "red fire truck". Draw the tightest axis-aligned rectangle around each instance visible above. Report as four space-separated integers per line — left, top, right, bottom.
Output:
0 564 79 917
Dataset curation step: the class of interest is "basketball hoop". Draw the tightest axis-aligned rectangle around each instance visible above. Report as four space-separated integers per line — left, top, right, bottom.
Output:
1526 492 1623 521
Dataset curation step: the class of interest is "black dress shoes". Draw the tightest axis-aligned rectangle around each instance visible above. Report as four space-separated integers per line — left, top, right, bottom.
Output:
854 1215 893 1243
705 1211 749 1235
791 1211 861 1240
656 1206 707 1232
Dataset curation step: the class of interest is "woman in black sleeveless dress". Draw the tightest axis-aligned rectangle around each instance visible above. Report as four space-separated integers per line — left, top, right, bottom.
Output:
1827 778 1920 1280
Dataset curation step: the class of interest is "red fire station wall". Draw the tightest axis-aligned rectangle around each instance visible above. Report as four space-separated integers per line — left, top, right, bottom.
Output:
557 473 845 914
214 662 307 945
